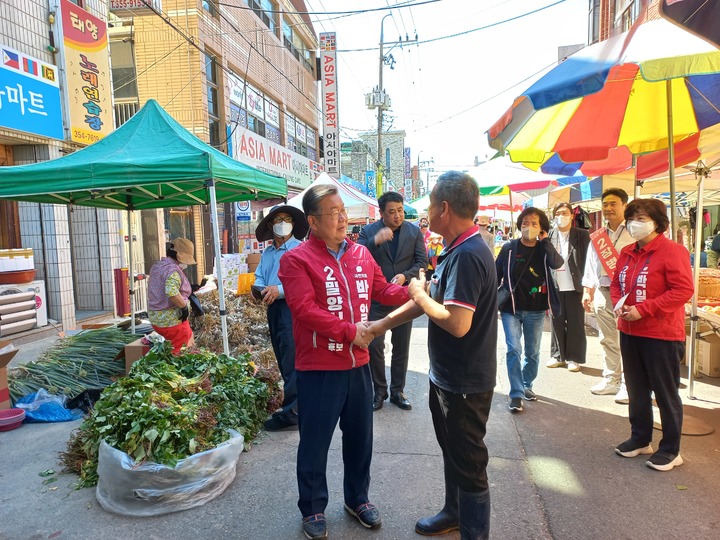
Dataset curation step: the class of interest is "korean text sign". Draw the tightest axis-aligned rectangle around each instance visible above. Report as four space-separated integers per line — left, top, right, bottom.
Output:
60 0 113 144
0 46 62 139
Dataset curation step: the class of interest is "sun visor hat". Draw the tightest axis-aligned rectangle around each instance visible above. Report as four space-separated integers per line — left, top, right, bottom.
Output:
255 204 309 242
170 238 197 265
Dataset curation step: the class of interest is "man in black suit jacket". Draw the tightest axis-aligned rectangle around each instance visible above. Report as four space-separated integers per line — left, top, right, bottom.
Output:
358 192 428 411
546 202 591 373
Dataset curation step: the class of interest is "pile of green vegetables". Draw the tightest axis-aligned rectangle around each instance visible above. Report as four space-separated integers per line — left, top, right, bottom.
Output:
8 327 138 402
62 342 277 487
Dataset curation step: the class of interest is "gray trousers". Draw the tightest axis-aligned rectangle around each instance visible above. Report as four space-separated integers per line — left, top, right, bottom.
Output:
594 286 623 383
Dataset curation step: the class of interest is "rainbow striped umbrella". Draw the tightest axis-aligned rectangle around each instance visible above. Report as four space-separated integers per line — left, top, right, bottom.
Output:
487 19 720 181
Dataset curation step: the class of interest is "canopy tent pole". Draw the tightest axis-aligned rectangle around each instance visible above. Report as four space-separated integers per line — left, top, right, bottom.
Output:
667 80 678 242
127 208 136 335
208 180 230 356
687 161 709 399
633 155 641 198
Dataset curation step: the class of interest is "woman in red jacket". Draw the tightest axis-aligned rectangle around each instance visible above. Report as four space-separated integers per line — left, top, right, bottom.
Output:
610 198 694 472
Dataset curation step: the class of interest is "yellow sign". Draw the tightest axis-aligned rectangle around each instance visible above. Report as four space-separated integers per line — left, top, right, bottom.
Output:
60 0 113 144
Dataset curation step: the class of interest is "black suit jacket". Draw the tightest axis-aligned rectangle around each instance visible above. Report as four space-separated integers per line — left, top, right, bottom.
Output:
548 227 590 293
357 220 428 309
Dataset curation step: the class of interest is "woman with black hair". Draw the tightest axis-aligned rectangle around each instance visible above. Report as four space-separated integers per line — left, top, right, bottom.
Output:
496 208 563 413
611 198 694 472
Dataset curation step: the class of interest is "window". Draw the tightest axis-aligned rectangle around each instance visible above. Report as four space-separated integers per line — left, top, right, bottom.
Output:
110 39 138 100
249 0 276 33
588 0 600 44
614 0 639 32
247 114 266 137
282 16 314 74
205 53 223 148
203 0 218 17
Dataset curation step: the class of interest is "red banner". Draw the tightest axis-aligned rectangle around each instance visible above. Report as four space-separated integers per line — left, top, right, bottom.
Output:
590 228 621 280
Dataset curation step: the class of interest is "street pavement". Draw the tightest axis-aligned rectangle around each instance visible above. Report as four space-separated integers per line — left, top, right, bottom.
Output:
1 315 720 540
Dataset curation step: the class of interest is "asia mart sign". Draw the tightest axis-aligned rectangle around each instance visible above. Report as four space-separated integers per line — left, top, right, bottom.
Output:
57 0 113 144
230 126 323 189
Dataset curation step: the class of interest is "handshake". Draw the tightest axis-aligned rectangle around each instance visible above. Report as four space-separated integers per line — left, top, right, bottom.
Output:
352 320 384 348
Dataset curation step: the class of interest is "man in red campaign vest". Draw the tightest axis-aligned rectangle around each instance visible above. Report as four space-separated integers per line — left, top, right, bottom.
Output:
581 189 634 403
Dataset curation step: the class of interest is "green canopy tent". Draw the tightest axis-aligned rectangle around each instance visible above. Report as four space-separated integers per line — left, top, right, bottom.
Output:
0 99 287 353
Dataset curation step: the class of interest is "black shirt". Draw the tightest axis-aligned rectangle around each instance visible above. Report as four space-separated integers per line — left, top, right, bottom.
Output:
510 241 548 312
428 229 497 394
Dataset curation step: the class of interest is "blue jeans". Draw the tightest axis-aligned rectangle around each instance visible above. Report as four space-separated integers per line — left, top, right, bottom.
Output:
501 310 546 399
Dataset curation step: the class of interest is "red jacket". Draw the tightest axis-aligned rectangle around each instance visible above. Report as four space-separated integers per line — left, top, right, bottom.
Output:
610 234 694 342
279 234 409 371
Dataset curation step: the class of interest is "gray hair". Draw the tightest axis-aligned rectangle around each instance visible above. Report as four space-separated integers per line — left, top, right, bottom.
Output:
430 171 478 220
303 184 338 216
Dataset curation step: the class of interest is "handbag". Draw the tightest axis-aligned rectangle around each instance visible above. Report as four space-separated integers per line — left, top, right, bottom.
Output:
188 293 204 317
497 286 511 310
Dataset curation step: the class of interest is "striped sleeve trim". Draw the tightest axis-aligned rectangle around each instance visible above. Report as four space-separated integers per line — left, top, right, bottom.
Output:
444 299 476 312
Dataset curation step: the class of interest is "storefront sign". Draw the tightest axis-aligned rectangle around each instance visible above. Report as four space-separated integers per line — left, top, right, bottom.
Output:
265 98 280 127
245 84 264 118
306 126 316 148
320 33 340 177
59 0 113 144
228 72 245 106
109 0 162 16
0 46 62 139
236 201 252 222
230 125 323 189
296 121 306 144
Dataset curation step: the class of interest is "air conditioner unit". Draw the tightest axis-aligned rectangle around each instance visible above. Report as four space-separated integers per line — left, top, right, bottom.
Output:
0 280 48 336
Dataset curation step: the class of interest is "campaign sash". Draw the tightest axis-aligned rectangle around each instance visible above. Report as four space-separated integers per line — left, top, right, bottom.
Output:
590 228 621 280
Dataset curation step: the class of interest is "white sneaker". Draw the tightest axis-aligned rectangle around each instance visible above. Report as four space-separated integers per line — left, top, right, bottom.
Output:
615 384 629 404
591 379 621 395
567 361 581 372
546 359 566 368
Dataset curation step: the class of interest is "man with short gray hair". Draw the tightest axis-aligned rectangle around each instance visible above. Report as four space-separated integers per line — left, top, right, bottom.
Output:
364 171 497 539
279 184 408 540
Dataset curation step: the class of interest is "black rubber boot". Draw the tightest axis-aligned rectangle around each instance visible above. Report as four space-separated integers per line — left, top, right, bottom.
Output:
415 479 459 536
458 488 490 540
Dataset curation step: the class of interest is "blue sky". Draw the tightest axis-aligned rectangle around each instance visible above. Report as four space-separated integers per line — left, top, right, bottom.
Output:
305 0 589 169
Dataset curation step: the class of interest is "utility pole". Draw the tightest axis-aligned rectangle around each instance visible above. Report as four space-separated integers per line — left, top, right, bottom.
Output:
366 14 417 198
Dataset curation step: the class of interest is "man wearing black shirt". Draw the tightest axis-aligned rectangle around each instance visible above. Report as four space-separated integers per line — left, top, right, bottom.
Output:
363 171 496 539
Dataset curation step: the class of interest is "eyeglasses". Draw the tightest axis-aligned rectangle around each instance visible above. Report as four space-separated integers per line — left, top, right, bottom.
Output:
314 208 348 220
272 216 293 224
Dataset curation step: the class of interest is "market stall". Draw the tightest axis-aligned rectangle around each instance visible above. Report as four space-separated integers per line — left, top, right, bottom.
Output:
0 100 287 355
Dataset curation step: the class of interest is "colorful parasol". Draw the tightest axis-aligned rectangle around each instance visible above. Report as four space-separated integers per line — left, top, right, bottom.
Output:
487 19 720 181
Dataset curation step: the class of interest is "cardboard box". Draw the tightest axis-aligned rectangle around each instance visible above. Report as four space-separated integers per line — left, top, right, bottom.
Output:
124 338 150 375
246 253 262 264
0 340 20 410
697 340 720 378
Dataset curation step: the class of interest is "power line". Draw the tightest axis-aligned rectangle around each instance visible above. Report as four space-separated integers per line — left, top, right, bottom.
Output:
215 0 440 16
335 0 568 52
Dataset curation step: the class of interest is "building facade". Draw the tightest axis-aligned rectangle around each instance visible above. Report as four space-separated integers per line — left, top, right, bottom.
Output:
0 0 321 333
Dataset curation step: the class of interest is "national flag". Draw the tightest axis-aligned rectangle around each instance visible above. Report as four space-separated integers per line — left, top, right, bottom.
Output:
2 49 19 70
42 65 56 82
23 57 38 76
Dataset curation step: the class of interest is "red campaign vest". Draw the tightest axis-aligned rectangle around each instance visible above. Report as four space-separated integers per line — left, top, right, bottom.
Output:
590 228 621 280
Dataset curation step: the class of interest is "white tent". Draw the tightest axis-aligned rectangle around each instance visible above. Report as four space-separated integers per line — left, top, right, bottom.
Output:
287 173 379 222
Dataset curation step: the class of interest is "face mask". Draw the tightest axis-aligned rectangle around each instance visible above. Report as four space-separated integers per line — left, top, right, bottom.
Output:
179 263 188 270
521 226 541 241
273 221 293 237
554 215 571 228
626 220 656 240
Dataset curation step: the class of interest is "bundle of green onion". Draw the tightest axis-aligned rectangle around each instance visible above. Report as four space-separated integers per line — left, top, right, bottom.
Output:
8 327 139 403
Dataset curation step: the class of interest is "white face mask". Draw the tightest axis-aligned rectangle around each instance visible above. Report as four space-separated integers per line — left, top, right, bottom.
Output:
626 220 656 241
521 226 541 241
554 215 571 228
178 263 188 270
273 221 293 237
